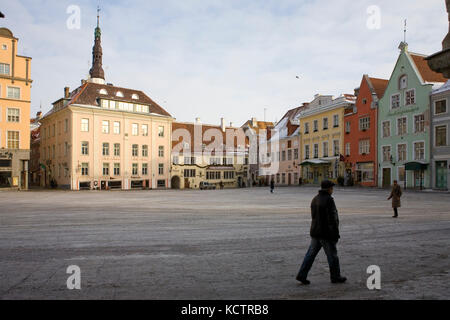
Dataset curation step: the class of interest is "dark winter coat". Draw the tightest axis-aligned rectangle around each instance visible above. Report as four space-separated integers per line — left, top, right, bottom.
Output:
309 190 340 241
270 180 275 189
388 185 402 208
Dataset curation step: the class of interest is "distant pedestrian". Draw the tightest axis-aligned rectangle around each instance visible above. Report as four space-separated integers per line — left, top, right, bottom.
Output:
296 180 346 285
270 179 275 193
388 180 402 218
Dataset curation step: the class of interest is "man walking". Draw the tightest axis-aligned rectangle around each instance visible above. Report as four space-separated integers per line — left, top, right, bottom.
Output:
388 180 402 218
296 180 346 285
270 179 275 193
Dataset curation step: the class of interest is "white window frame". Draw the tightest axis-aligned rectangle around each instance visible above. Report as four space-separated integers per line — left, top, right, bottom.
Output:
7 107 20 122
333 114 339 127
345 143 350 156
381 145 392 162
397 116 408 136
413 140 425 161
391 93 401 109
382 120 391 138
397 166 405 183
333 140 340 156
413 113 425 134
102 120 110 134
81 118 89 132
142 124 148 136
7 86 20 99
396 143 408 162
322 141 329 157
434 98 448 115
405 88 416 106
113 121 120 134
434 124 448 147
359 139 370 155
7 130 20 149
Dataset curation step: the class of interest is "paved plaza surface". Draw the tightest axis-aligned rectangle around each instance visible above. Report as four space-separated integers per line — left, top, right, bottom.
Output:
0 186 449 300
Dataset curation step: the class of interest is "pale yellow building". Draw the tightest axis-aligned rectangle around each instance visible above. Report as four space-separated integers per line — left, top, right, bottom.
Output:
38 16 173 190
171 119 249 189
298 94 355 185
0 28 32 189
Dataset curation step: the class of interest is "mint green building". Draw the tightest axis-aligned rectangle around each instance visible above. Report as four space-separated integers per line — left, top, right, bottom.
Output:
377 42 448 189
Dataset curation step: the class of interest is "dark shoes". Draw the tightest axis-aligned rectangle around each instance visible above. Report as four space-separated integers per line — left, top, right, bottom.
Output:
392 215 398 218
331 276 347 284
296 276 310 285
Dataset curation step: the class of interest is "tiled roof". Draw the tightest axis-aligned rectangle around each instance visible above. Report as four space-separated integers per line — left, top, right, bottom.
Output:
172 122 248 152
68 82 172 117
368 77 389 98
410 53 448 83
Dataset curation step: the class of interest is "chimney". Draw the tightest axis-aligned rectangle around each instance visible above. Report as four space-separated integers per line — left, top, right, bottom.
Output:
220 118 226 132
229 122 233 127
36 111 42 119
64 87 70 98
251 117 257 127
195 117 201 124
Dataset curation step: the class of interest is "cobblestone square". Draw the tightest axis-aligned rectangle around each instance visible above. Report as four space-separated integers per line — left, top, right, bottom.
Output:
0 186 449 299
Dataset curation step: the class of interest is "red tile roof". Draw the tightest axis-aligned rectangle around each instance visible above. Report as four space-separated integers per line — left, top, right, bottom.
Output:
368 77 389 98
410 53 448 83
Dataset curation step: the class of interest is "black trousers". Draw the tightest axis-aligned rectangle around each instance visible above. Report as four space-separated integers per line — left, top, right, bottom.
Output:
297 237 341 280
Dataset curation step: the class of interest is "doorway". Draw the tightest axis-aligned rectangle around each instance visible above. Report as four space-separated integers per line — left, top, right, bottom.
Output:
436 161 447 189
382 168 391 188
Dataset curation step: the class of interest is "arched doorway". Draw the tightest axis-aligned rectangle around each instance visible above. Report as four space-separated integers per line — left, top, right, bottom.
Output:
171 176 181 189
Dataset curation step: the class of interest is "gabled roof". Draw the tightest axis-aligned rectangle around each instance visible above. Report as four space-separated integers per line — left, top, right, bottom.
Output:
368 77 389 98
409 53 448 83
67 82 172 117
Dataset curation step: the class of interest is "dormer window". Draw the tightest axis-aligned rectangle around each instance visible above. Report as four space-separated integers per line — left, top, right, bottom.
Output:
399 75 407 90
131 93 139 100
99 89 108 95
116 91 124 98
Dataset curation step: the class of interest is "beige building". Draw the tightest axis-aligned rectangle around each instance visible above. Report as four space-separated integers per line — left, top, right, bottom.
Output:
0 28 32 190
171 119 249 189
38 16 173 190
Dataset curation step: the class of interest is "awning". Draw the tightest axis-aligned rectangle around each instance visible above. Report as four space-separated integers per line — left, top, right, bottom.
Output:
405 161 429 171
300 159 331 166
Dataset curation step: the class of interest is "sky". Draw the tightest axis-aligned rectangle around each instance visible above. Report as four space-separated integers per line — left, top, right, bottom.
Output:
1 0 448 126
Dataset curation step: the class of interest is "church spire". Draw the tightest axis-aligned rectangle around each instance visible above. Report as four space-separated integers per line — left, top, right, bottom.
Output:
89 6 105 83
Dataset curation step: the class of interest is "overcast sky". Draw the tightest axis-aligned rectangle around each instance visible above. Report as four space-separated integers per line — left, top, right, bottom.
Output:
2 0 448 126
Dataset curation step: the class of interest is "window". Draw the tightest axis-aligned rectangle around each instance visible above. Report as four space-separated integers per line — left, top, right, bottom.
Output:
142 124 148 136
414 142 425 160
359 140 370 155
102 143 109 156
158 163 164 175
158 126 165 137
99 89 108 95
313 144 319 158
64 142 68 156
282 173 286 184
114 143 120 156
116 91 124 97
398 166 405 183
102 120 109 134
142 145 148 157
210 157 221 165
224 171 235 179
333 114 339 127
103 163 110 176
313 120 318 132
399 75 408 90
305 145 310 159
81 142 89 155
158 146 164 157
414 114 425 133
1 44 6 50
397 117 407 135
81 163 89 176
206 171 221 180
52 124 56 136
81 118 89 132
356 163 374 182
383 146 391 162
114 163 120 176
281 150 286 161
397 144 407 162
132 93 139 100
132 144 138 157
132 123 138 136
142 163 148 175
52 145 55 158
436 125 447 146
345 143 350 156
223 157 233 165
0 63 10 75
113 121 120 134
7 108 20 122
359 117 370 131
323 117 328 130
287 149 292 161
64 119 69 132
132 163 138 176
391 94 400 109
435 99 447 114
7 131 19 149
405 89 415 105
333 140 340 156
7 87 20 99
184 169 196 177
294 148 299 160
304 123 309 134
173 156 179 164
345 121 350 133
322 141 329 157
382 121 391 138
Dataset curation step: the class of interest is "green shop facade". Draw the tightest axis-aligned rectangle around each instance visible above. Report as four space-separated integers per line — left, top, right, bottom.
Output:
377 42 448 189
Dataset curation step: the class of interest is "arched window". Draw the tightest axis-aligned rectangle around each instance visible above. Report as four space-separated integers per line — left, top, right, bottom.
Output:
99 89 108 95
131 93 139 100
399 75 408 90
116 91 124 98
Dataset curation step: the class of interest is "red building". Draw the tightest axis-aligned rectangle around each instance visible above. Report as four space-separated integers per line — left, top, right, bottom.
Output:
344 75 388 187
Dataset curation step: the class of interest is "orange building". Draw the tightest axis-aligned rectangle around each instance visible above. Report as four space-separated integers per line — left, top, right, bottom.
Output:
0 28 32 189
343 75 388 187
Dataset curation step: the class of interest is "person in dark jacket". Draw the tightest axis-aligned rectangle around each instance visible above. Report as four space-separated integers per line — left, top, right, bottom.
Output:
387 180 402 218
296 180 347 285
270 179 275 193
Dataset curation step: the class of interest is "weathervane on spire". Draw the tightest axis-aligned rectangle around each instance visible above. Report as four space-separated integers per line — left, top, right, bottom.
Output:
403 19 407 43
97 6 100 28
